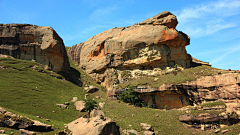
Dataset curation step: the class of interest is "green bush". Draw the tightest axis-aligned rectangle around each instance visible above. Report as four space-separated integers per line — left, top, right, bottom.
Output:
84 98 97 116
119 86 145 107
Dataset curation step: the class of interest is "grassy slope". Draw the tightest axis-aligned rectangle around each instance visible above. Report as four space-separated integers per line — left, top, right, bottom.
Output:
0 55 105 134
0 47 239 134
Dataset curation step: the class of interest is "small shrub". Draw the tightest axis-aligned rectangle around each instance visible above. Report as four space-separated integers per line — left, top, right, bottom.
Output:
119 86 145 107
165 105 168 109
84 98 97 116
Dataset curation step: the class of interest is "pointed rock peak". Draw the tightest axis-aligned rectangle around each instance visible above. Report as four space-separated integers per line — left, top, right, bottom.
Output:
138 11 178 28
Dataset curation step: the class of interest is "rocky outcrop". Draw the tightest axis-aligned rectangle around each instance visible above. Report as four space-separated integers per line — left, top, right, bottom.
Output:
112 73 240 112
0 24 70 72
0 107 53 132
179 113 240 131
68 116 120 135
68 11 192 90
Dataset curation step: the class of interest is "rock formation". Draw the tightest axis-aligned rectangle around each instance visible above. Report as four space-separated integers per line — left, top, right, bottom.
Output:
0 107 53 132
68 116 120 135
112 73 240 113
68 11 192 90
179 112 240 131
0 24 70 72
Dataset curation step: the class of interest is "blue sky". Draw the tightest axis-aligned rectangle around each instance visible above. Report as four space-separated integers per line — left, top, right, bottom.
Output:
1 0 240 70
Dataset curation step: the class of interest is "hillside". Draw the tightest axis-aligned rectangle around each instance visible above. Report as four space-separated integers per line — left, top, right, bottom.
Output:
0 52 240 134
0 54 106 134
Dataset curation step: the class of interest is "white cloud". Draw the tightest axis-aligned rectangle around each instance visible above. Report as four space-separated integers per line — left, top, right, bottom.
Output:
210 43 240 64
176 0 240 38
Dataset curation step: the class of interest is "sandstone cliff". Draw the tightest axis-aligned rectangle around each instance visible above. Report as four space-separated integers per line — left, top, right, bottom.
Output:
117 73 240 115
0 24 70 72
68 11 192 89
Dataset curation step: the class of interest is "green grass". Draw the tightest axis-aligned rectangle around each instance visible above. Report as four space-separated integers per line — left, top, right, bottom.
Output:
101 100 240 135
201 101 226 108
0 55 106 134
118 65 234 88
0 48 239 135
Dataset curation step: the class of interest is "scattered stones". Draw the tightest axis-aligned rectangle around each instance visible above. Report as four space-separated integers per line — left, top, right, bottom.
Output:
221 129 229 134
57 104 68 109
144 131 155 135
36 116 42 119
74 101 86 112
156 114 159 117
123 129 138 135
99 102 105 109
95 96 100 99
70 97 78 102
0 130 5 133
45 119 50 121
132 114 134 117
154 78 159 81
19 129 36 135
140 123 153 131
64 102 70 105
214 129 220 133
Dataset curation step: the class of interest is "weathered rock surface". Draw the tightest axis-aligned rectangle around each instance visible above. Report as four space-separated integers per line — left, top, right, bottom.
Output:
0 107 53 132
99 102 105 109
179 113 240 131
74 101 86 112
0 24 70 72
90 109 105 118
56 104 68 109
68 116 120 135
19 129 36 135
68 11 192 90
111 73 240 111
140 123 153 131
143 131 155 135
122 129 139 135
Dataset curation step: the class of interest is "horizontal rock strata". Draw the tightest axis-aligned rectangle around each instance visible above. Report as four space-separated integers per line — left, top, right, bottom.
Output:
0 24 70 72
68 11 193 90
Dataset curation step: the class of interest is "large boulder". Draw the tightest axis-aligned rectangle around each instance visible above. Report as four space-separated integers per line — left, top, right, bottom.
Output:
74 101 86 112
68 11 191 90
68 116 120 135
0 24 70 72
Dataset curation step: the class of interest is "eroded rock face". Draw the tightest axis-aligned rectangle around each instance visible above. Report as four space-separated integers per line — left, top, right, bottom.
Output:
111 73 240 111
179 113 240 131
68 11 191 89
0 24 70 72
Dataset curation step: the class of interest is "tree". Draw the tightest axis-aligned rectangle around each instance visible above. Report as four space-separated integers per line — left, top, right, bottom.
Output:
119 86 145 107
84 98 97 117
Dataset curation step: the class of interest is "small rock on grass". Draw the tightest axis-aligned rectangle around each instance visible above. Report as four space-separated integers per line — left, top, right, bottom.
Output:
214 129 220 133
221 129 229 134
0 130 5 133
